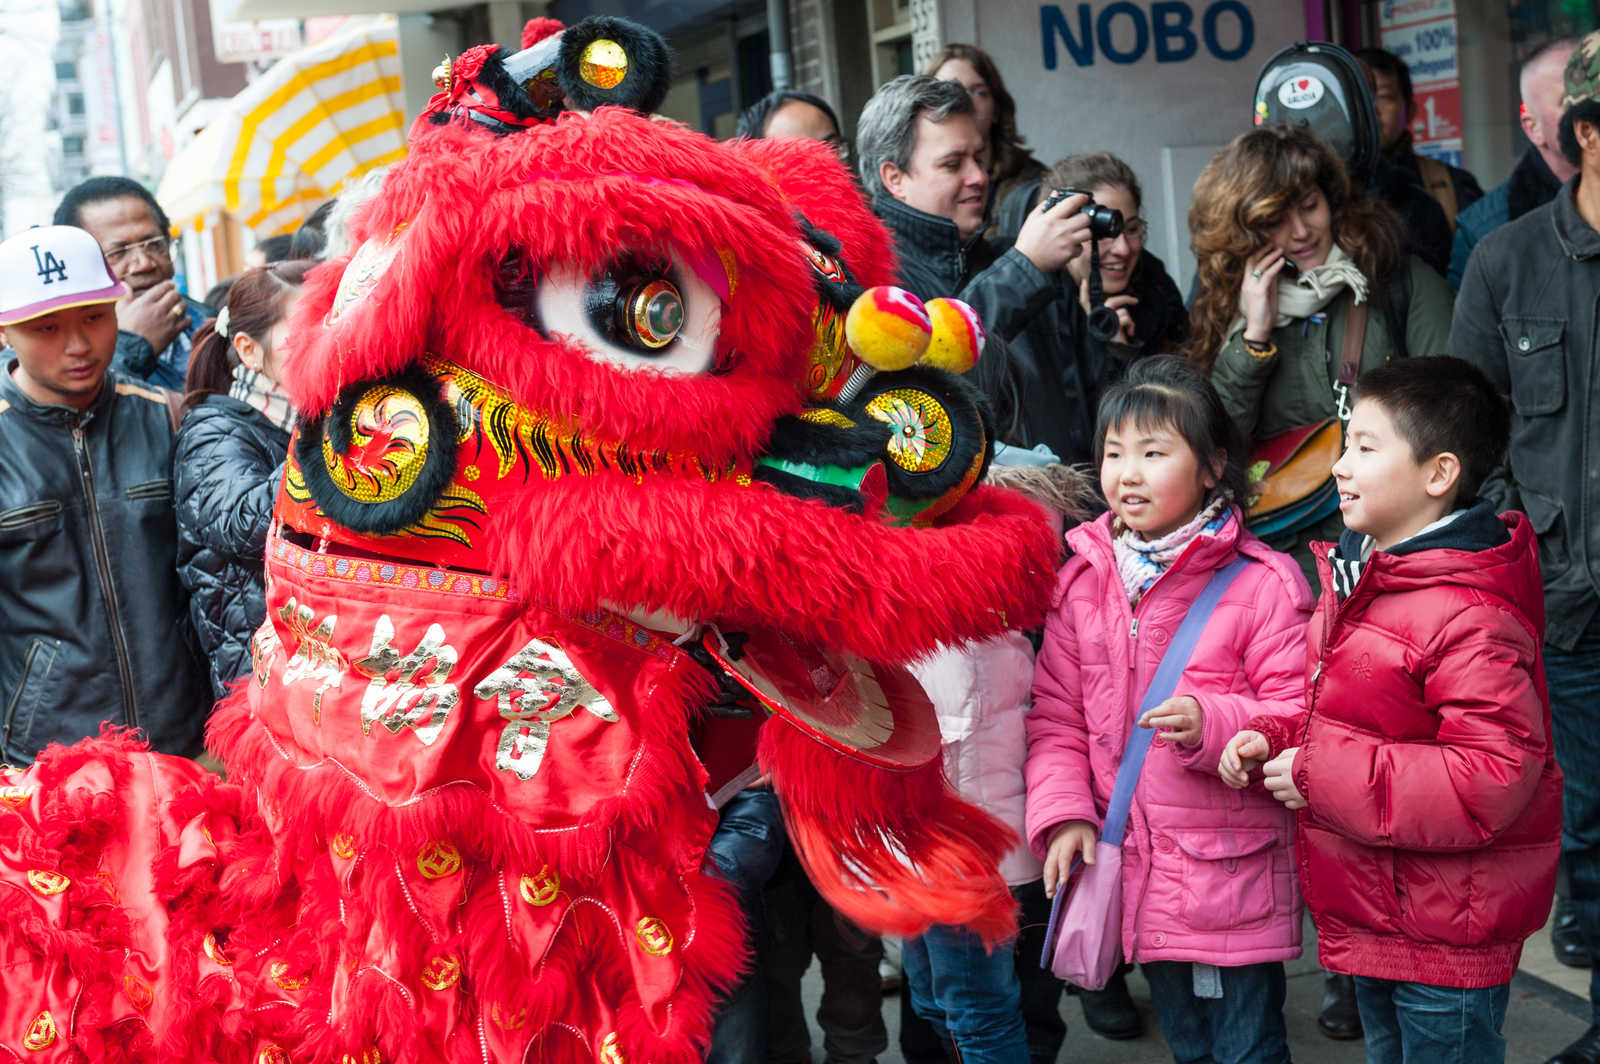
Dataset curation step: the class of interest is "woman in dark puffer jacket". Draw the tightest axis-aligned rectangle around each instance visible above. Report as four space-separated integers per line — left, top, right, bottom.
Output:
174 260 310 700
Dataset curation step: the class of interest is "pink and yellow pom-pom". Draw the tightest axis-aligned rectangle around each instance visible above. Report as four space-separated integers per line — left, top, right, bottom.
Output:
921 298 985 374
845 286 932 372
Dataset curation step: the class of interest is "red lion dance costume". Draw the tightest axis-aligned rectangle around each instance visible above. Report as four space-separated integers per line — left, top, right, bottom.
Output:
0 17 1057 1063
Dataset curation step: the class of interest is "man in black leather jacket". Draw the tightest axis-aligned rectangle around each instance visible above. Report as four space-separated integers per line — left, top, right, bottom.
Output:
856 76 1091 428
0 225 210 763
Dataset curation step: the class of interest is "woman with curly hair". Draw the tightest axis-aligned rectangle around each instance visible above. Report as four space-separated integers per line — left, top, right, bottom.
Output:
924 44 1045 223
1183 124 1453 582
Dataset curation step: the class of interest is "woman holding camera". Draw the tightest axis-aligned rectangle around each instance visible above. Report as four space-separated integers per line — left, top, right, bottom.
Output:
999 153 1186 466
1184 124 1452 585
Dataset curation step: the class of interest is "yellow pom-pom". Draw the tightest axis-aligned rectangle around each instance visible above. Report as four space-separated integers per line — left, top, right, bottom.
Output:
920 298 986 374
844 286 931 372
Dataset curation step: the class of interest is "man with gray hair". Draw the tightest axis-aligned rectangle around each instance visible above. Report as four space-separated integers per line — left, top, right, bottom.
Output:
1447 38 1579 290
856 76 1090 412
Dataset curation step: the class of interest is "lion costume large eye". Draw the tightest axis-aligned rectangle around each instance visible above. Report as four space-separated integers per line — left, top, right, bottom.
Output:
537 256 720 374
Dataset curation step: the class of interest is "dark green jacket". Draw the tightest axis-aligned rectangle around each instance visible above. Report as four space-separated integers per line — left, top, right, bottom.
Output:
1210 255 1454 578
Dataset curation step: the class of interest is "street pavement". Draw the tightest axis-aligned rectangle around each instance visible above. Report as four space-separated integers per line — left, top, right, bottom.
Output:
795 914 1592 1062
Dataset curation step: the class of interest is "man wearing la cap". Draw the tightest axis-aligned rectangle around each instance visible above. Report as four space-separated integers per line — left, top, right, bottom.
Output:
1449 29 1600 1064
0 225 211 764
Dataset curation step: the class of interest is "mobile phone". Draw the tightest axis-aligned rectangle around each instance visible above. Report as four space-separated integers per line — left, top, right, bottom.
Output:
1279 257 1300 280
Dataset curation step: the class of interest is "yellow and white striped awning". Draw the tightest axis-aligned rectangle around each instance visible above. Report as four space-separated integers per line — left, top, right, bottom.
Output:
157 18 407 237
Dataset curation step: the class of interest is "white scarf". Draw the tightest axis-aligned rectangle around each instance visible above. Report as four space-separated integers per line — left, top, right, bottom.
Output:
1232 243 1369 334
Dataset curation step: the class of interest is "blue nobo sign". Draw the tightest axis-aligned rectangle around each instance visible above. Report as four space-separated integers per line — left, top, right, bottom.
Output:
1042 0 1255 68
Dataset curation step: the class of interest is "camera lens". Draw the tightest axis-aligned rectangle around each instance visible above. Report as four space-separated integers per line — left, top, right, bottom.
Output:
1085 204 1124 241
1087 303 1122 343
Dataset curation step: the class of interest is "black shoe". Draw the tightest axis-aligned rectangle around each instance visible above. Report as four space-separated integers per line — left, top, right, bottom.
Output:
1078 969 1144 1040
1555 897 1594 969
1317 973 1363 1041
1548 1024 1600 1063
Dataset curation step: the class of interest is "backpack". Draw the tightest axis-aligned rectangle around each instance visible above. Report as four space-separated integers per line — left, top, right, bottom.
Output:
1252 42 1383 192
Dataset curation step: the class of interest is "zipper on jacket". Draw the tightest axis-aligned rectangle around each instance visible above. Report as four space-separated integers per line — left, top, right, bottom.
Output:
3 639 42 751
72 425 139 730
1127 617 1139 670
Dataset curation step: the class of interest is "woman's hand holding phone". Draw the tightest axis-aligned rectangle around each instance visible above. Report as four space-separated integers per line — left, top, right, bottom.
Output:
1241 246 1291 344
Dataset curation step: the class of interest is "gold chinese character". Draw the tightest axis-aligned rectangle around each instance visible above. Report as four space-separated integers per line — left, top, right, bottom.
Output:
519 866 560 906
354 616 459 745
416 840 462 879
475 637 617 781
419 954 461 990
276 598 345 721
22 1010 55 1051
635 917 674 956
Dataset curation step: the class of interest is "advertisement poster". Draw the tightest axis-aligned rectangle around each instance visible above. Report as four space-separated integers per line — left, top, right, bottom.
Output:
1379 0 1463 165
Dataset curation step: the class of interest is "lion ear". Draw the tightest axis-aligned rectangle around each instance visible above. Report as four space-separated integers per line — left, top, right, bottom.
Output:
555 16 671 114
293 367 461 535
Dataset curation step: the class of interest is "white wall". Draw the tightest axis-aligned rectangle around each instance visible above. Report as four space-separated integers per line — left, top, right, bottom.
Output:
939 0 1309 292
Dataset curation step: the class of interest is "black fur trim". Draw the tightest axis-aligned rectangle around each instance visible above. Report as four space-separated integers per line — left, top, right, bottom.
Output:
751 464 867 513
558 16 671 115
842 366 991 500
762 413 888 468
476 46 551 124
295 366 460 535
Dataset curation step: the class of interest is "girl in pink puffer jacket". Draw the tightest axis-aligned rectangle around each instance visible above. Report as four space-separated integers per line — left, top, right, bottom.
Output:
1024 356 1312 1064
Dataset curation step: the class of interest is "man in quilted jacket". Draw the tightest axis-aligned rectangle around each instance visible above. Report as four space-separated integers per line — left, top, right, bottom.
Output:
1222 357 1561 1064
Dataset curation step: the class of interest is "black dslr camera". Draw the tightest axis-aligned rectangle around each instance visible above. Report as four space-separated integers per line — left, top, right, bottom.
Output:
1040 187 1126 343
1042 187 1124 240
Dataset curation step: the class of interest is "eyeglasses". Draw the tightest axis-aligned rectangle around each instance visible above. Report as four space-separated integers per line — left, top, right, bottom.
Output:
1104 217 1149 244
103 234 173 267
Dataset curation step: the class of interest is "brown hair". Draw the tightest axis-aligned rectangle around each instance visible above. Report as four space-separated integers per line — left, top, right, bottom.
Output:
1038 152 1142 209
182 260 314 415
922 43 1036 189
1181 125 1407 372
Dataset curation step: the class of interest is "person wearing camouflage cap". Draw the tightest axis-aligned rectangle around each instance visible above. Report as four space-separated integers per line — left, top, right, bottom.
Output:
1449 28 1600 1064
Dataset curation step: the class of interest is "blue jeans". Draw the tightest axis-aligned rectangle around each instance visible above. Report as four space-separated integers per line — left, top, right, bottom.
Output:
903 923 1028 1064
1353 977 1509 1064
1545 616 1600 1019
1142 961 1289 1064
704 788 786 1064
900 880 1065 1064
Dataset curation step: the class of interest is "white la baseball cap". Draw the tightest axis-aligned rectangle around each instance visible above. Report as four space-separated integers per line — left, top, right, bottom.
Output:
0 225 129 326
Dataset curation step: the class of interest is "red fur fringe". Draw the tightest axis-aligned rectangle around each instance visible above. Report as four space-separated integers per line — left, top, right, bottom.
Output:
485 478 1060 666
759 719 1018 945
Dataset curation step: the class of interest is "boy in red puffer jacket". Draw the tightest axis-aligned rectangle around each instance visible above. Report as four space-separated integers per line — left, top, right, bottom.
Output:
1221 356 1562 1064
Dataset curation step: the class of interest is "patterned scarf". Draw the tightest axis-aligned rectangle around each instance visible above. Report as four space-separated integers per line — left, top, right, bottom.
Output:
229 365 297 433
1112 495 1231 605
1229 243 1370 336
